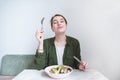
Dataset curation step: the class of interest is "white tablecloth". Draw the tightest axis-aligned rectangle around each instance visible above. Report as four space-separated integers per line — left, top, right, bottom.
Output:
12 69 109 80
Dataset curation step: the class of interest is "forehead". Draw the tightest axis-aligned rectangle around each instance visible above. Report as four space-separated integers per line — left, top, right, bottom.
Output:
53 16 64 21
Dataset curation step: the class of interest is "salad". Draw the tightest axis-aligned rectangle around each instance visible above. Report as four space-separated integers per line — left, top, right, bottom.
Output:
49 65 72 74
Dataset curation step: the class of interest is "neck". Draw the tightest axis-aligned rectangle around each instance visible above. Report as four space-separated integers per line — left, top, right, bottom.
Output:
54 34 66 47
55 34 66 42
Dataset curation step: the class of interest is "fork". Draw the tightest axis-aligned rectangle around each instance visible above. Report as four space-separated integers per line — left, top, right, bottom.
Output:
73 56 82 64
41 17 45 30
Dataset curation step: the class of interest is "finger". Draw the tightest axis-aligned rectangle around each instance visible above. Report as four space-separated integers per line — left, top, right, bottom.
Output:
85 63 88 69
79 64 85 71
81 61 87 66
36 29 40 36
83 62 88 70
36 30 42 39
36 28 43 33
83 62 87 66
80 61 88 71
40 35 43 39
81 66 86 71
40 36 42 38
41 27 44 33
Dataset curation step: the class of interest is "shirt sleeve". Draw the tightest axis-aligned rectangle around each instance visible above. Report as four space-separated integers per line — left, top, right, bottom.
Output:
31 40 47 70
74 39 81 69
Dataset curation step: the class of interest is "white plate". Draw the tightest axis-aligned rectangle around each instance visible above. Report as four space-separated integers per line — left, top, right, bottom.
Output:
45 65 73 79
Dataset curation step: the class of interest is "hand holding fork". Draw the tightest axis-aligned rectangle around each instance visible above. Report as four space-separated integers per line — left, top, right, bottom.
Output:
73 56 88 71
36 17 45 53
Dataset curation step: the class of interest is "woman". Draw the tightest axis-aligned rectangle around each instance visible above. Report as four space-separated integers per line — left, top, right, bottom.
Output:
33 14 87 71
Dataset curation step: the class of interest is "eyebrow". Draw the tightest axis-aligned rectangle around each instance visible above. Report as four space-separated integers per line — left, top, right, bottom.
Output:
53 20 57 22
53 18 64 22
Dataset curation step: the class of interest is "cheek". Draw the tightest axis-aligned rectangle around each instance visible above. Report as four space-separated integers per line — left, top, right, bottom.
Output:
51 27 56 32
52 25 57 29
64 25 67 29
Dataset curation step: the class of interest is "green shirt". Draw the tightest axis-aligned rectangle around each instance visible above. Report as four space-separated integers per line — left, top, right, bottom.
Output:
32 36 81 70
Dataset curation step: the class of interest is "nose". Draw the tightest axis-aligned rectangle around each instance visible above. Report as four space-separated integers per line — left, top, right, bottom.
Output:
57 22 61 26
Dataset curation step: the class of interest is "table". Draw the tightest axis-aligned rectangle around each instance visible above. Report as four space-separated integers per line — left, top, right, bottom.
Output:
0 76 14 80
12 69 109 80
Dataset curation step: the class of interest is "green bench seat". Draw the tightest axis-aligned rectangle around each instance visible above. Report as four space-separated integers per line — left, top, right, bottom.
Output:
0 55 35 76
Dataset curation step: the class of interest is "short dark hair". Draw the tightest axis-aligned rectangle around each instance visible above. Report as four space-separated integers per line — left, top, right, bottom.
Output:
50 14 67 27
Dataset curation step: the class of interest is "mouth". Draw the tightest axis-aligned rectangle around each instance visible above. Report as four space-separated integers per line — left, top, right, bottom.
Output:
57 26 63 29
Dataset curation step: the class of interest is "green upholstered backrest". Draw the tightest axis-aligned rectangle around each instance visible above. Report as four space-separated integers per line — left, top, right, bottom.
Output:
0 55 35 76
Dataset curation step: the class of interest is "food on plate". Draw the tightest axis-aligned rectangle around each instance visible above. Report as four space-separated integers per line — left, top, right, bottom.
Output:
45 65 73 79
49 65 72 74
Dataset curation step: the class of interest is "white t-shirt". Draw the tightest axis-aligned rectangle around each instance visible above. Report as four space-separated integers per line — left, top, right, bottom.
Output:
55 46 65 65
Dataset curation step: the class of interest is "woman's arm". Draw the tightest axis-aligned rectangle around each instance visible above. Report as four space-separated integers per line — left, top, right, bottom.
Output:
31 29 47 70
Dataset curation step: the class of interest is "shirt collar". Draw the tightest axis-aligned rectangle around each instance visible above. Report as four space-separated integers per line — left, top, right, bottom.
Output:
50 35 71 46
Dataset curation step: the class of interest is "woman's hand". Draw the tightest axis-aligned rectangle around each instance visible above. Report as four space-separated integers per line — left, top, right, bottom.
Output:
79 61 88 71
36 28 44 43
36 28 44 52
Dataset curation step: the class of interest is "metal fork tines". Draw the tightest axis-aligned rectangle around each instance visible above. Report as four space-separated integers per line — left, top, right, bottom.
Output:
41 17 45 29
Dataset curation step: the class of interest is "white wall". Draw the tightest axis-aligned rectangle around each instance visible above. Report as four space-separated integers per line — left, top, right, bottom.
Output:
0 0 120 80
69 1 120 80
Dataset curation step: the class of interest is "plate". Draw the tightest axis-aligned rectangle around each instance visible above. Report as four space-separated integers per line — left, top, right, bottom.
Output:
45 65 73 79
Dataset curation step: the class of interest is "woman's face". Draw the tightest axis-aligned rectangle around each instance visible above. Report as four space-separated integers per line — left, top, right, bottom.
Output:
51 16 67 34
